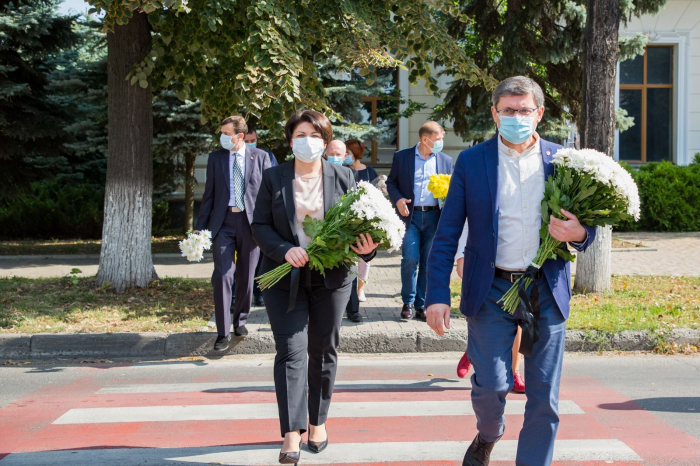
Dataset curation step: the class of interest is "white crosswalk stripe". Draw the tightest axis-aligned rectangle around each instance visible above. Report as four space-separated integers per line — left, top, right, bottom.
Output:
53 399 585 424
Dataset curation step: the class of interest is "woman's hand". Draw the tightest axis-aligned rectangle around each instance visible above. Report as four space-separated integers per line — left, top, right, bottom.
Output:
285 247 309 268
350 233 378 255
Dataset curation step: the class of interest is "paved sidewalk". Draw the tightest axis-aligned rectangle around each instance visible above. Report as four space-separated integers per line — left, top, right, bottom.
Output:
1 232 698 339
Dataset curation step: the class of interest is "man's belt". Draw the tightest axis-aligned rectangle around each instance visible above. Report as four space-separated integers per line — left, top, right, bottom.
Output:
413 205 439 212
495 267 543 282
227 206 243 213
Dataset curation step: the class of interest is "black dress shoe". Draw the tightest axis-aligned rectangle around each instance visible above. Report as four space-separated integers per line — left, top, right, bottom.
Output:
308 436 328 453
279 438 302 464
213 334 231 352
253 295 265 307
400 303 414 319
414 307 427 321
234 325 248 337
462 433 499 466
347 311 363 323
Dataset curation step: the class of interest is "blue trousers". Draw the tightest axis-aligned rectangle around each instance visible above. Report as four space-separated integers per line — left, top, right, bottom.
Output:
467 276 566 466
400 209 439 308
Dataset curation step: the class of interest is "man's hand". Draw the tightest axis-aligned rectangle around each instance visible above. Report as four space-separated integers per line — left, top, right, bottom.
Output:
426 304 451 336
549 209 586 243
285 247 309 268
396 198 412 217
456 257 464 280
350 233 378 255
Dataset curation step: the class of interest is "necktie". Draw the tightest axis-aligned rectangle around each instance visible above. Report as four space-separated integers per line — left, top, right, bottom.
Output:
232 154 245 210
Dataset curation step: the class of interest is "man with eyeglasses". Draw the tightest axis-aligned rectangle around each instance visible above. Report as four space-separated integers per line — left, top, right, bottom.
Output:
424 76 597 466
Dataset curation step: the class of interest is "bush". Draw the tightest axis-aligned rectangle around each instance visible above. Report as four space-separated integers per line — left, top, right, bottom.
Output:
0 180 105 239
617 156 700 232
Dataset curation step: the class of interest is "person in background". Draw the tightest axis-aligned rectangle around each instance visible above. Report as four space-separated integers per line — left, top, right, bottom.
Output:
229 128 278 309
251 110 378 464
195 116 274 352
325 140 347 166
345 139 378 302
386 121 453 321
454 221 525 393
325 139 363 323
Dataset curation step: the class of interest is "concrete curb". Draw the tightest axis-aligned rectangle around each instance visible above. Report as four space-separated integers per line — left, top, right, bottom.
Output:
2 329 698 360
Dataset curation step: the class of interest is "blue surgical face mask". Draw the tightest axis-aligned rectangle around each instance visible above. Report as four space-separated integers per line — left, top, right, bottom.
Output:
220 134 235 151
245 142 257 149
498 115 536 144
427 138 443 154
327 155 343 165
292 136 325 163
343 155 354 166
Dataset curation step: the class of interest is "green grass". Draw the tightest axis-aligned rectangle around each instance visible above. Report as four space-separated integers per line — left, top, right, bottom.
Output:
0 237 182 255
450 275 700 332
0 276 212 334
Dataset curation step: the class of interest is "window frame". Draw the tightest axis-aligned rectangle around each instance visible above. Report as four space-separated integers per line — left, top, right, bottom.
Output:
619 45 675 164
360 96 399 167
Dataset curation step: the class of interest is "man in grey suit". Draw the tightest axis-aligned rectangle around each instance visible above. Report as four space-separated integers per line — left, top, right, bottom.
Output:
195 115 274 352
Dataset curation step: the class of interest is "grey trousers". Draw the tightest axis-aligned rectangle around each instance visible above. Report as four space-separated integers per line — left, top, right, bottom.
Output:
212 211 260 336
264 269 352 437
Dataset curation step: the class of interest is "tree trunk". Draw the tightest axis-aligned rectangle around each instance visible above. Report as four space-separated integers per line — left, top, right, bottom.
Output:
97 12 156 291
574 0 620 294
183 152 196 232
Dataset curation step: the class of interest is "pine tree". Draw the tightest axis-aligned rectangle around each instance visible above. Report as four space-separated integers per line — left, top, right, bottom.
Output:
0 0 79 193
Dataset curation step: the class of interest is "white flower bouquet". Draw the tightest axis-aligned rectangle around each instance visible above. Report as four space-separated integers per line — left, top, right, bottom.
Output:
179 230 212 262
256 181 405 290
498 148 641 314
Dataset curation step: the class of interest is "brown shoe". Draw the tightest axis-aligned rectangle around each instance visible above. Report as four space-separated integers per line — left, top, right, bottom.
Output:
462 433 499 466
400 303 414 319
414 308 427 322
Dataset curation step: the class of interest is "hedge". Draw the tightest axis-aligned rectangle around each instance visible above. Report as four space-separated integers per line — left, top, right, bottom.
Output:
617 155 700 232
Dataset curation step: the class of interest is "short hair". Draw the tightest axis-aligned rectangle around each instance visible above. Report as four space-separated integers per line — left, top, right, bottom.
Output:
418 121 444 139
492 76 545 108
246 128 257 136
284 110 333 145
345 139 366 160
220 115 248 135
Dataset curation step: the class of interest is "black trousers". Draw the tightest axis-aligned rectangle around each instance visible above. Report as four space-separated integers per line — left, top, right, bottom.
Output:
264 268 352 437
212 211 259 335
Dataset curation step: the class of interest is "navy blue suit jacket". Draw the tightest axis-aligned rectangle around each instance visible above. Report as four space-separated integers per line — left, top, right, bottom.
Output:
424 136 597 319
385 145 454 226
195 146 274 238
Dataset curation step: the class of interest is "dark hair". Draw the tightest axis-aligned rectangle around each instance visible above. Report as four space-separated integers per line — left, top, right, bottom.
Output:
418 121 444 139
345 139 366 160
284 110 333 145
220 115 248 135
246 128 257 136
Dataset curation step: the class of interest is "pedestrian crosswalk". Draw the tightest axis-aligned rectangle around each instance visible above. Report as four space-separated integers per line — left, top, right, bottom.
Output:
1 359 694 465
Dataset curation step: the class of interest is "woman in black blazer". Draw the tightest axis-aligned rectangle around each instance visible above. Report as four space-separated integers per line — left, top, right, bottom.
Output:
251 110 378 465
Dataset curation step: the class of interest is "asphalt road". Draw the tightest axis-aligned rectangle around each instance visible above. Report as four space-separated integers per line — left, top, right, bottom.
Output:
1 352 699 465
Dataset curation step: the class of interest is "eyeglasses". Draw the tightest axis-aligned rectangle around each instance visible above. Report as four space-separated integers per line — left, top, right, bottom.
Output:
496 107 539 117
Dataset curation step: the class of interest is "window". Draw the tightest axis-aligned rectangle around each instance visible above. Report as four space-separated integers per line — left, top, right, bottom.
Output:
360 95 398 166
619 46 674 163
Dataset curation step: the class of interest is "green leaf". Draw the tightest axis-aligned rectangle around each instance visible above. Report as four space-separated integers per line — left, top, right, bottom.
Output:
302 215 324 239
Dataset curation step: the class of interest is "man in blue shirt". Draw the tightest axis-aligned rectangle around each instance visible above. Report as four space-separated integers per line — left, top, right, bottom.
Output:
386 121 453 321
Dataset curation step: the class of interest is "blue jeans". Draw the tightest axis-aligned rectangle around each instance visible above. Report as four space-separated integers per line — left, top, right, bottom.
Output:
467 276 566 466
400 209 439 308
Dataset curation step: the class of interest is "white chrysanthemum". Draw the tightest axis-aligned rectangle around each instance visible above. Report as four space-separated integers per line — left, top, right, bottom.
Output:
179 230 213 262
349 181 406 251
552 148 641 220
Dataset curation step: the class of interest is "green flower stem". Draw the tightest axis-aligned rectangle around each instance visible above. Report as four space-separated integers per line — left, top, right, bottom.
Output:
497 234 561 314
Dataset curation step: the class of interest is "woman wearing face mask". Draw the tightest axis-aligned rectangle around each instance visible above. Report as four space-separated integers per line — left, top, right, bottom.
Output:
252 110 379 465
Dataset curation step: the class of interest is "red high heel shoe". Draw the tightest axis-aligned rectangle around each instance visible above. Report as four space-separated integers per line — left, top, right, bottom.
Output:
457 350 471 378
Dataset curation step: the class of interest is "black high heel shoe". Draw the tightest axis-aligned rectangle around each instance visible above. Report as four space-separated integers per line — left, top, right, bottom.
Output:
307 426 328 453
279 437 302 465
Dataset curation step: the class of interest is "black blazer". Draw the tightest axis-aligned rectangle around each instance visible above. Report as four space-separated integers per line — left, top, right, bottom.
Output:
252 159 377 293
195 146 274 238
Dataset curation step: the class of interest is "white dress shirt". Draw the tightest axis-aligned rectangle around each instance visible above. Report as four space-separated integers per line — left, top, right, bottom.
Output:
495 134 545 271
229 146 246 208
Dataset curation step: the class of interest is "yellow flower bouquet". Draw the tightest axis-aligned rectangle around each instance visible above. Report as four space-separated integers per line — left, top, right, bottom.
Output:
427 173 451 202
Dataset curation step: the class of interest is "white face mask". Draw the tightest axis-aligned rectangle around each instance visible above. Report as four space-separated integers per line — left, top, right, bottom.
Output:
292 137 325 163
